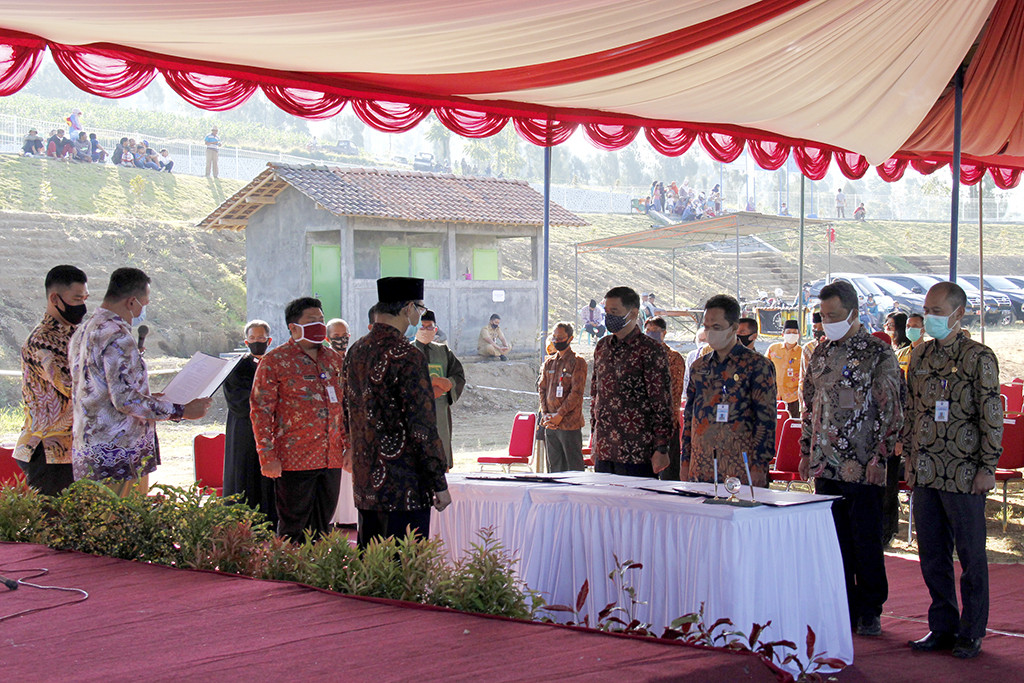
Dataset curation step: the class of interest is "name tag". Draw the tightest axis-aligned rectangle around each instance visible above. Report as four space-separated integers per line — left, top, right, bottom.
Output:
326 386 338 403
787 368 795 378
838 388 856 409
935 400 949 423
555 384 564 398
716 403 729 423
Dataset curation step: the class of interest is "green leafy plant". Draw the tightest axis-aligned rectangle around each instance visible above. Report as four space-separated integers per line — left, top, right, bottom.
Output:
436 528 541 620
0 481 49 543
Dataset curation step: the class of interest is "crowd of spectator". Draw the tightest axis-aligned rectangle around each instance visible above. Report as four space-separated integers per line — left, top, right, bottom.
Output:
644 180 722 221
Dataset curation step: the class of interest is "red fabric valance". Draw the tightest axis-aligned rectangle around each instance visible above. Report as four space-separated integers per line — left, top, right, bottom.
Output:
644 127 697 157
434 108 508 138
582 123 640 151
747 140 790 171
0 40 43 96
261 86 348 120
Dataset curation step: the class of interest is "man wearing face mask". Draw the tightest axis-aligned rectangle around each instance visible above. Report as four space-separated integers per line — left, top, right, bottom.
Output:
905 313 926 349
644 317 686 481
767 319 803 418
70 268 212 496
251 297 345 542
799 312 825 412
682 328 712 398
326 319 350 359
478 313 511 361
15 265 89 496
345 278 450 547
591 286 673 478
904 282 1002 660
737 317 759 352
539 322 587 472
414 310 466 470
682 295 776 486
799 280 903 638
222 320 276 524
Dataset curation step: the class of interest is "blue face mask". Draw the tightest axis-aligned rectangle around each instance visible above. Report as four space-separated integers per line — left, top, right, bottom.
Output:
924 310 959 340
906 327 923 342
645 329 664 342
133 304 147 326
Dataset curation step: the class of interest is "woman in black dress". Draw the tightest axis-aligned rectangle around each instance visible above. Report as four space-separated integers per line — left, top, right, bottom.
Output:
222 320 277 524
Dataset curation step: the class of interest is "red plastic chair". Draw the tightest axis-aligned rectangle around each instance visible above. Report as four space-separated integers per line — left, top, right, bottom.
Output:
193 432 226 496
582 432 594 469
997 415 1024 530
775 411 789 449
478 412 536 473
1001 382 1023 414
0 443 25 487
770 419 804 490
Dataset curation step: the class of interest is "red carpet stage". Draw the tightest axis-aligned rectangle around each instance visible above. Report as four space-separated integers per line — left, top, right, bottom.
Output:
0 543 1020 681
0 543 780 682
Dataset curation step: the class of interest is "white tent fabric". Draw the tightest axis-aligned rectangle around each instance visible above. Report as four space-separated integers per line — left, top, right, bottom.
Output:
0 0 996 164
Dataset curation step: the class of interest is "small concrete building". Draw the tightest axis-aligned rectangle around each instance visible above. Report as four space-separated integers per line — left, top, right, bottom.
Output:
200 163 586 355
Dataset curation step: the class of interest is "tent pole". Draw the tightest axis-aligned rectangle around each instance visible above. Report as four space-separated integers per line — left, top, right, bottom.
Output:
574 243 579 331
979 186 985 345
950 67 963 281
542 146 551 361
735 221 740 302
672 247 677 307
798 174 806 340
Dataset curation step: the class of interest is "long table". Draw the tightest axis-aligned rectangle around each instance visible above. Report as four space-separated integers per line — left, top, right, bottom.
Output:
431 472 852 674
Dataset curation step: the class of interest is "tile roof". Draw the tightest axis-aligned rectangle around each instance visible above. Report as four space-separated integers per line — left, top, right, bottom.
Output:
199 163 587 230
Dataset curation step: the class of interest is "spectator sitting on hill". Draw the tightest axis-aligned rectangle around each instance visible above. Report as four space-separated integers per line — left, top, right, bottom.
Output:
119 145 135 166
22 128 44 156
680 199 696 221
113 137 128 162
158 149 174 173
71 132 92 163
66 108 83 139
146 147 161 167
46 129 73 159
779 203 791 216
854 203 866 221
133 144 160 170
89 134 107 163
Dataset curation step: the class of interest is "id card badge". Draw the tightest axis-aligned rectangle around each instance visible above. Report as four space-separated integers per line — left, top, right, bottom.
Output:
934 400 949 423
716 403 729 423
555 384 564 398
838 388 856 409
326 386 338 403
787 367 795 378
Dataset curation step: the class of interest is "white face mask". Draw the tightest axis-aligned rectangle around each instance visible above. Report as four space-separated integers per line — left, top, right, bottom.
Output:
822 311 854 341
783 332 800 345
706 327 735 350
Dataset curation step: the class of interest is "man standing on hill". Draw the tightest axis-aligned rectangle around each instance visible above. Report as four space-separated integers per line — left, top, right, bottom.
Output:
70 268 211 495
204 127 221 178
345 278 450 546
15 265 89 496
251 297 345 542
590 286 673 478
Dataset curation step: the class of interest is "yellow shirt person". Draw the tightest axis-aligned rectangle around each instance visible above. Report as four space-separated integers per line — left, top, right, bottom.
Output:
766 322 803 409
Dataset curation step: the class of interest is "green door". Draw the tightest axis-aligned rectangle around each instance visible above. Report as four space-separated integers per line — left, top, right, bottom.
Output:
410 247 440 280
311 245 342 320
473 248 499 280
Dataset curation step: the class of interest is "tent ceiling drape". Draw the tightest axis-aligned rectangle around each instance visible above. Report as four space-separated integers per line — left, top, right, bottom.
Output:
1 0 1022 186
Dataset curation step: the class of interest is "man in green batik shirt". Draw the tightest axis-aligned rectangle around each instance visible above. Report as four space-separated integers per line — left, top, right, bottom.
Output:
413 310 465 470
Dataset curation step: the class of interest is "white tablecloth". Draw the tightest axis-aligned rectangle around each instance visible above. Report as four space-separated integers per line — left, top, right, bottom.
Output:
330 470 357 525
432 473 852 674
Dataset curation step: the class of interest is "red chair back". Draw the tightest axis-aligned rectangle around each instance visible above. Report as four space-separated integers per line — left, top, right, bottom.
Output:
508 412 537 458
1001 382 1024 414
774 419 802 473
193 432 226 496
999 416 1024 470
775 412 788 448
0 443 25 487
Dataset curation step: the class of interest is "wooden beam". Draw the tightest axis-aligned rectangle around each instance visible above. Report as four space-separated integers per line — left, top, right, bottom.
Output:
244 196 276 204
216 218 248 227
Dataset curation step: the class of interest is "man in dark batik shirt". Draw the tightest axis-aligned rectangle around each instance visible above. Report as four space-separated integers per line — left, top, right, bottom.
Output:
590 286 673 478
683 295 776 486
344 277 451 547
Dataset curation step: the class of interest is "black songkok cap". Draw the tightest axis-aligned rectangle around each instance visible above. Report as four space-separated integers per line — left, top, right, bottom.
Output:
421 309 436 323
376 277 424 304
783 319 799 330
812 312 822 324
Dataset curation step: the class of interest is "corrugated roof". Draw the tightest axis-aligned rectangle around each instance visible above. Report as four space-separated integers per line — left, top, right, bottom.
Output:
199 163 587 230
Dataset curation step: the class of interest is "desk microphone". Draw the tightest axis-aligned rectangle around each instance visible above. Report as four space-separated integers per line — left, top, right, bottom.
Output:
0 575 18 591
138 325 149 354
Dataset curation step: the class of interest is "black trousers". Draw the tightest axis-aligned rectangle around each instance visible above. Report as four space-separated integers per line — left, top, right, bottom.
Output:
545 428 584 472
275 468 341 542
17 442 74 497
659 426 681 481
913 486 989 640
357 507 432 548
816 478 888 625
881 456 903 543
786 401 801 419
595 459 655 478
584 323 606 337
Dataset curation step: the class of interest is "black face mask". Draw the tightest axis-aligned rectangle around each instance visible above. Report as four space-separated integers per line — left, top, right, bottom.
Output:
736 333 755 347
56 294 87 325
553 341 570 351
330 340 347 353
491 322 499 328
247 341 268 357
813 329 826 341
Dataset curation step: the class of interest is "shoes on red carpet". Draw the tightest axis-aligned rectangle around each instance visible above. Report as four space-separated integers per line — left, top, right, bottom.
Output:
908 631 956 651
952 637 982 659
855 615 882 637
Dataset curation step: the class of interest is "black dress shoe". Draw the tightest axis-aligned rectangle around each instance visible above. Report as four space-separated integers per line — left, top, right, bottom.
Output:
909 631 956 651
856 615 882 636
952 637 982 659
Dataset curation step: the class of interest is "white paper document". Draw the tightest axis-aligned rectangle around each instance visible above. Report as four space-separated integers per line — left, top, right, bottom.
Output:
159 353 242 404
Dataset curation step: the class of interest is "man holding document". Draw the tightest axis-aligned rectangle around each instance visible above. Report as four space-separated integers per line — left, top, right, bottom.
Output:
70 268 211 495
251 297 346 542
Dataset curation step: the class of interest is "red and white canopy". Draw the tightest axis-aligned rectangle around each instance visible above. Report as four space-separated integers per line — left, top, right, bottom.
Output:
2 0 1022 186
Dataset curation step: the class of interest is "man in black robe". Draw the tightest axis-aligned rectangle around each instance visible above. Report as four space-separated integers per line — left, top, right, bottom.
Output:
412 310 465 470
222 320 277 524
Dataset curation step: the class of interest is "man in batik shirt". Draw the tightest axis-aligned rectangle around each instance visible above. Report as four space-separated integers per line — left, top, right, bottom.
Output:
683 295 776 486
905 282 1002 660
344 277 450 547
15 265 89 495
252 297 346 542
644 316 685 481
590 286 672 478
70 268 210 495
800 280 903 638
539 322 587 472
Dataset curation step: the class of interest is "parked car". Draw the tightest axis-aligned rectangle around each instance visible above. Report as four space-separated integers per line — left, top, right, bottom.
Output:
413 152 437 172
1003 275 1024 290
805 273 897 326
332 140 359 155
869 277 926 315
956 277 1013 326
961 274 1024 321
870 273 979 328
